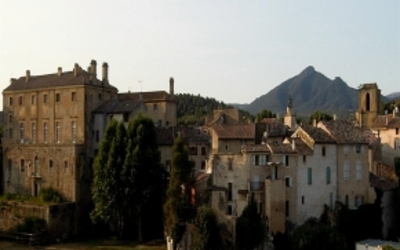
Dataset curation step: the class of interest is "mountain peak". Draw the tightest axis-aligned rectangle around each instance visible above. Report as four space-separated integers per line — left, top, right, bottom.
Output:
299 66 315 77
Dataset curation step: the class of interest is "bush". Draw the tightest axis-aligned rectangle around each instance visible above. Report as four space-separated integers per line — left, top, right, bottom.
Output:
38 187 64 203
17 216 47 233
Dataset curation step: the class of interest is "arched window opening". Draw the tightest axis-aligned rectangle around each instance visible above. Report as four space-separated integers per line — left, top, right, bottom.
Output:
366 92 370 111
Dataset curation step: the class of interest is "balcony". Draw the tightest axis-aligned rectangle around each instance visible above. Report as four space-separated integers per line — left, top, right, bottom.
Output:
250 181 265 191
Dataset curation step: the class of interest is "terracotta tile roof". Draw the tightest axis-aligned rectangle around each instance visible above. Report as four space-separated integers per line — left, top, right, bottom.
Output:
318 120 369 144
118 91 175 102
293 138 313 154
93 99 118 113
370 173 398 191
374 161 399 184
109 99 141 113
4 70 117 91
156 126 210 145
267 142 297 154
372 115 400 129
362 129 380 146
299 125 336 143
212 124 255 140
241 145 271 153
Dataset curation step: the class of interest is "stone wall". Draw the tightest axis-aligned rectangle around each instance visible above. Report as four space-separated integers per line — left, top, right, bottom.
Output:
0 202 75 239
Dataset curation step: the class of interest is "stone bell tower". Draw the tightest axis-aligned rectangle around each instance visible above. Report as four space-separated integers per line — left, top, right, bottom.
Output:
284 94 296 129
356 83 381 128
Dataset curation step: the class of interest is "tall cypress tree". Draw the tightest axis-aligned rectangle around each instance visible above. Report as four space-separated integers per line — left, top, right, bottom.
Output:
163 135 193 243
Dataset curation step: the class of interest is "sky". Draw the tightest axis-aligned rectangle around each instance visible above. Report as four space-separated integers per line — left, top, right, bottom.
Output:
1 1 399 105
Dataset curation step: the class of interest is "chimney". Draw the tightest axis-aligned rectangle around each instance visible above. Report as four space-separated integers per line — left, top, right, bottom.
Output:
292 139 295 150
102 62 109 84
90 60 97 81
10 78 15 85
333 114 337 121
74 63 79 76
169 77 174 96
313 119 317 127
57 67 62 76
26 70 30 82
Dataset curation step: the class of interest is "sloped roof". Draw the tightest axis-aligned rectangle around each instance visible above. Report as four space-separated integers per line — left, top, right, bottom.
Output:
373 115 400 129
293 138 313 154
241 145 270 153
300 125 336 143
370 173 398 191
362 129 380 147
4 70 117 92
118 91 175 102
319 120 369 144
267 142 297 154
156 126 210 145
212 124 255 140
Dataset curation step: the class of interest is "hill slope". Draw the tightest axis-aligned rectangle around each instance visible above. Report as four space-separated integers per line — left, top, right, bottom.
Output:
244 66 359 116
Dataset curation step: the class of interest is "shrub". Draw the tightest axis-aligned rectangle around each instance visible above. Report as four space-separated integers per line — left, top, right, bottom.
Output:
17 216 47 233
38 187 64 203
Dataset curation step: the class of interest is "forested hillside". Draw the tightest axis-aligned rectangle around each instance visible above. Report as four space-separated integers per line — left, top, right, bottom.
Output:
175 93 253 125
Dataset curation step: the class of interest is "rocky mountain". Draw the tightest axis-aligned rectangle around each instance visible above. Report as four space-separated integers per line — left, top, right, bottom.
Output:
244 66 368 116
386 92 400 100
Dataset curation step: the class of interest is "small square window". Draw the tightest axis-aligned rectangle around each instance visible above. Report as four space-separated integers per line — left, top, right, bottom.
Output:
98 93 102 100
19 96 23 105
396 128 399 135
71 92 76 102
9 97 13 106
303 155 306 163
44 95 48 103
56 93 60 102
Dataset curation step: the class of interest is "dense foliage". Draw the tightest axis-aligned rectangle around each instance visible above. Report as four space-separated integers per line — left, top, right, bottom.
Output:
235 195 266 250
17 216 47 233
163 136 194 245
192 206 222 250
256 109 276 121
175 93 253 125
309 111 333 124
91 114 164 241
38 187 64 203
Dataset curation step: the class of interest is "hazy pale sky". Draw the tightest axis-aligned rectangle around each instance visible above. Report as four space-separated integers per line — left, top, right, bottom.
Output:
1 1 399 104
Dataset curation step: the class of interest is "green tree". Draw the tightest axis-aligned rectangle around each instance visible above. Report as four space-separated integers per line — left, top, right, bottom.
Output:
256 109 276 121
235 195 266 250
192 206 221 250
309 111 333 124
163 136 194 244
91 120 127 239
125 113 164 241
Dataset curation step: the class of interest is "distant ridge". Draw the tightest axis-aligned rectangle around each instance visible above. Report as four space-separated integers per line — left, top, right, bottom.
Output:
243 66 384 116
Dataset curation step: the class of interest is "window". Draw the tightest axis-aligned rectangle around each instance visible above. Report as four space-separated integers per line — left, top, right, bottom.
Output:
396 128 399 135
32 122 36 143
98 93 102 100
201 147 206 155
9 115 12 123
201 161 206 170
260 155 267 165
282 155 289 166
72 121 76 143
9 97 13 106
189 146 197 155
31 95 36 105
227 205 232 215
225 145 229 151
330 193 334 209
7 159 12 182
326 166 331 184
345 195 349 207
49 160 53 168
34 156 39 176
228 159 233 170
344 145 349 154
355 144 361 153
301 196 305 204
9 128 13 139
153 104 158 111
44 94 48 103
20 123 24 143
285 200 289 217
56 93 60 102
285 176 292 187
20 159 25 172
44 122 48 143
64 161 68 174
356 161 362 180
228 183 232 201
253 155 260 165
322 146 326 156
71 92 76 101
344 161 350 180
303 155 306 163
271 165 278 180
56 122 61 143
96 130 99 142
307 168 312 185
19 96 23 105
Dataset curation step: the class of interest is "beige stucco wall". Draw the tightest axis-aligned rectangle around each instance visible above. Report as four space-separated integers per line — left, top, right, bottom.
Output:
375 128 400 166
336 143 371 208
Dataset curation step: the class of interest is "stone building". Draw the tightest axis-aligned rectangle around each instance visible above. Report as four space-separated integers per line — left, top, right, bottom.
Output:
356 83 381 128
1 60 118 233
